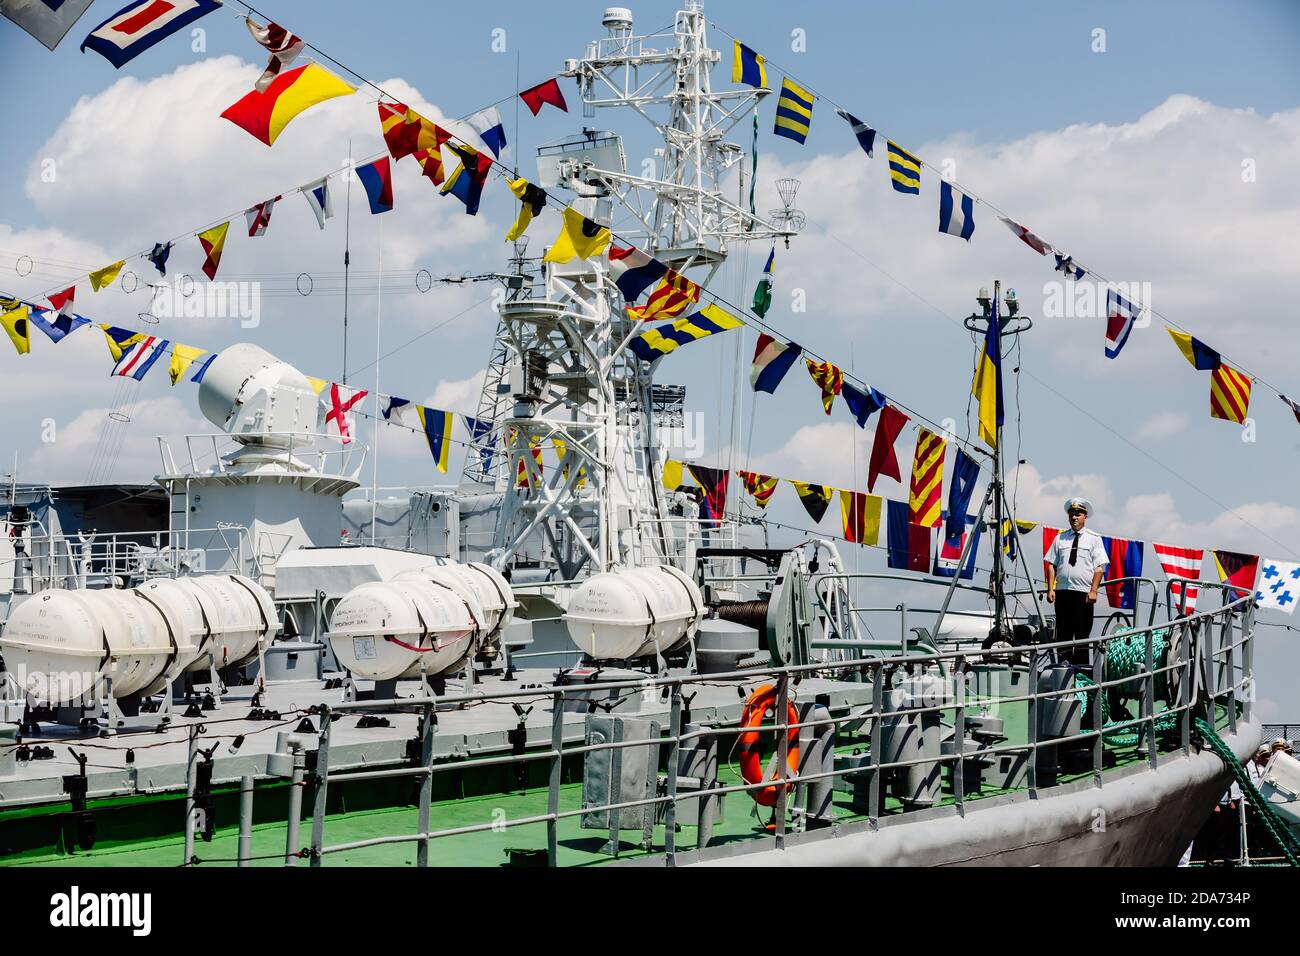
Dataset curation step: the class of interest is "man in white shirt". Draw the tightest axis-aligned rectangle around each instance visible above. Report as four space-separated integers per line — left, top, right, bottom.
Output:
1044 497 1109 666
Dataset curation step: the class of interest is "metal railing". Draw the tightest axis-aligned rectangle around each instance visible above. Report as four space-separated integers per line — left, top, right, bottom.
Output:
293 591 1256 868
1 523 259 593
158 432 365 479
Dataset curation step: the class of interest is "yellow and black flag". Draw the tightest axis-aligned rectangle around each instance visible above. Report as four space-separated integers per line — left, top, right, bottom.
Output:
791 480 833 524
0 300 31 355
505 178 548 242
543 207 611 263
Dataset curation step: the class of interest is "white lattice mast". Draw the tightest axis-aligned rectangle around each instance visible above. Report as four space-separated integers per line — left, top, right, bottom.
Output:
482 3 797 577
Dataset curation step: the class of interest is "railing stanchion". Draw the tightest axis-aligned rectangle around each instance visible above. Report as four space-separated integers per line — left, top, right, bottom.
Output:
308 706 331 868
868 662 883 829
1180 621 1191 757
774 675 790 850
1091 638 1104 787
237 775 254 867
547 689 564 866
1144 624 1157 769
664 683 682 866
416 700 435 867
953 655 966 815
1226 608 1238 734
1244 602 1255 723
183 725 197 866
1027 647 1038 799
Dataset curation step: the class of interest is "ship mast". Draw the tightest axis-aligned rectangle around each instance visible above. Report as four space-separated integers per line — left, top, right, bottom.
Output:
935 281 1045 642
475 2 795 577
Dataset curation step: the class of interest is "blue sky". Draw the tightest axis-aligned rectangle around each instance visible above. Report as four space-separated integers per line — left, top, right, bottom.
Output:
2 2 1299 711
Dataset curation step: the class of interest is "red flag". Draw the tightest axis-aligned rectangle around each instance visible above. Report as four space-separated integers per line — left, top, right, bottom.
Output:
1153 543 1203 614
520 77 568 116
1042 526 1062 582
47 286 75 315
999 217 1051 255
867 404 909 492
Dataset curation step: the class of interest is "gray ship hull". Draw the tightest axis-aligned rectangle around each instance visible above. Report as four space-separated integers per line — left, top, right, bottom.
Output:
681 718 1260 867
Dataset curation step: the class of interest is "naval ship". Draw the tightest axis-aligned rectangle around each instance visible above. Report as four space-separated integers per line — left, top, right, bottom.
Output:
0 4 1272 868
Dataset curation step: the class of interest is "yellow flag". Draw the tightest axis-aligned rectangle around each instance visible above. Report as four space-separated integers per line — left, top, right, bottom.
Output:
306 376 328 396
89 260 126 291
662 458 684 491
1 303 31 355
169 344 207 385
543 207 611 263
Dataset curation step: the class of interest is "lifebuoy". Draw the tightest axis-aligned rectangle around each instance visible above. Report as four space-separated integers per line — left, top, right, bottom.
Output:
738 683 800 807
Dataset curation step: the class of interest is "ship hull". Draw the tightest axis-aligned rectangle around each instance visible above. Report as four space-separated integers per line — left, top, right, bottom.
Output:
682 717 1260 867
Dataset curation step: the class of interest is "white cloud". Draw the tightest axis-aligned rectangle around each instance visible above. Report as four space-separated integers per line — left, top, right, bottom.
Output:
25 395 208 486
1135 411 1188 441
423 370 486 412
749 95 1300 378
1010 462 1300 559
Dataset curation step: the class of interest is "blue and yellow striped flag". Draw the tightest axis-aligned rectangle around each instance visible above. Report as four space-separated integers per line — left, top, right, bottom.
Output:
416 405 454 473
887 140 921 194
628 303 744 362
732 41 767 89
773 78 813 144
971 296 1003 447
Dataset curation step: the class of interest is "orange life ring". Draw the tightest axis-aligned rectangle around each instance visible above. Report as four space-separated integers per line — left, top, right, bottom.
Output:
738 683 800 807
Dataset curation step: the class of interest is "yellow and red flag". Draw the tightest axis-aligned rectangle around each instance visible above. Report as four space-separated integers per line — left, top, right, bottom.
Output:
738 470 779 509
1209 363 1252 425
626 269 700 321
221 63 355 147
908 427 946 528
805 359 844 415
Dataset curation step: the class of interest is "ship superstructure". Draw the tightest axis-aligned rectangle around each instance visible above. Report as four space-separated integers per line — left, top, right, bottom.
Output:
0 3 1276 869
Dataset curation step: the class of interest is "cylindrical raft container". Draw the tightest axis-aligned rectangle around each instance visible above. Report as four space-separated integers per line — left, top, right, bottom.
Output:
563 565 703 661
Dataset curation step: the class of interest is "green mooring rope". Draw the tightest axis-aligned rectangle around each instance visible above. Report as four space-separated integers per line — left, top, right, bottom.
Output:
1195 717 1300 868
1073 627 1178 747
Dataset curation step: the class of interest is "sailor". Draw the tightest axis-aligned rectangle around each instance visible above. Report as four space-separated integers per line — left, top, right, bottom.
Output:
1043 498 1108 667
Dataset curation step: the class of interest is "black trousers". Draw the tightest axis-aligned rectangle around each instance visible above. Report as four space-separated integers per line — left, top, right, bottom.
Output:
1054 589 1095 665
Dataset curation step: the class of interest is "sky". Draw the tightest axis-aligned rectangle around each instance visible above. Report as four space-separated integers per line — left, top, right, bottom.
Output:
1 0 1298 714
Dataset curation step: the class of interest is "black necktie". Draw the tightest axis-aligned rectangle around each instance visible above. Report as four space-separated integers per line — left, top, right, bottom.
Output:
1069 533 1080 566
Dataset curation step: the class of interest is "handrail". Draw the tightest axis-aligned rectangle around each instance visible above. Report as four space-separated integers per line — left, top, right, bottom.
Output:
296 591 1256 868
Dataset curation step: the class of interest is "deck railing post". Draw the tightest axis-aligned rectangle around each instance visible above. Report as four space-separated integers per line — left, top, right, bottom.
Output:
1226 608 1238 733
416 701 435 867
1243 602 1255 723
1144 625 1157 769
547 689 564 866
308 707 331 868
664 683 682 866
238 775 254 867
774 674 790 850
285 743 305 867
1091 637 1104 787
1180 621 1191 757
868 662 883 829
1027 648 1038 798
953 655 965 815
183 726 197 866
